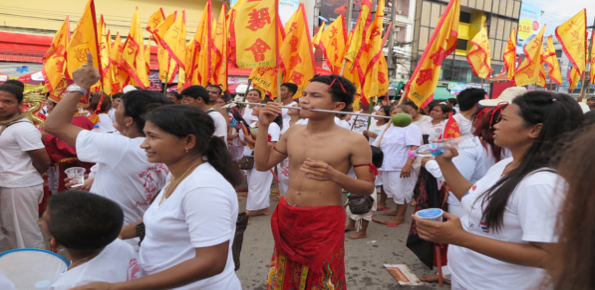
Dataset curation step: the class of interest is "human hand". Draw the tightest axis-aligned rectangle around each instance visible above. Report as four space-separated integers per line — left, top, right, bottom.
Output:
300 158 339 182
435 144 459 163
421 157 433 167
65 176 94 191
367 131 378 138
72 52 101 90
258 102 282 126
69 282 113 290
362 130 369 137
400 164 412 178
244 133 254 143
411 212 466 245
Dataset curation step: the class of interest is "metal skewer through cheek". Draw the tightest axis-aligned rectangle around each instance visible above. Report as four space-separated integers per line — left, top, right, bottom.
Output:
233 101 392 119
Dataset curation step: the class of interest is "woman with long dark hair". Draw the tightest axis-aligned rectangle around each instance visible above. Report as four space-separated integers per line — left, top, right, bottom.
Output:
75 105 242 289
413 92 583 290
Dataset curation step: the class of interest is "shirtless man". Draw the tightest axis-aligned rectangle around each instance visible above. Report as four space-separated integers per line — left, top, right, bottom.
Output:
254 75 375 289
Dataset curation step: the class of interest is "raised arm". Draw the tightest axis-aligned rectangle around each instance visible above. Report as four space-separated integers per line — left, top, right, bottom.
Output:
44 52 100 147
254 103 288 171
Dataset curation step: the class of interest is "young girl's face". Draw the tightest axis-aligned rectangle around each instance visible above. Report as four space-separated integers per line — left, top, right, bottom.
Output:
430 106 445 120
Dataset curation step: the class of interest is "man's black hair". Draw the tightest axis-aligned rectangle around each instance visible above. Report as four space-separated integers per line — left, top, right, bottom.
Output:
281 83 298 97
457 88 486 111
122 90 172 132
447 98 458 105
182 85 210 104
0 84 24 103
310 74 356 111
206 84 223 96
47 191 123 252
166 91 183 100
4 79 25 92
112 92 124 100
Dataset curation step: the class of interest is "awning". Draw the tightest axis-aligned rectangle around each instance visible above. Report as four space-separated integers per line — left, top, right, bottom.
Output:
17 70 44 85
433 87 454 100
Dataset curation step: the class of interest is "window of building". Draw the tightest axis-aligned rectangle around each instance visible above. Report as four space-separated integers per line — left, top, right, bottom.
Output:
439 59 502 84
395 25 407 43
555 50 562 58
396 0 410 17
460 11 471 24
456 39 468 51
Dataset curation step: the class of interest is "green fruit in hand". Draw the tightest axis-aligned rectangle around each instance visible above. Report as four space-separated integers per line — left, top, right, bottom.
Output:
392 113 412 127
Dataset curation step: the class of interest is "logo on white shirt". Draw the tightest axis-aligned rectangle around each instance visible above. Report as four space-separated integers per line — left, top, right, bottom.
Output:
480 222 489 233
127 258 141 281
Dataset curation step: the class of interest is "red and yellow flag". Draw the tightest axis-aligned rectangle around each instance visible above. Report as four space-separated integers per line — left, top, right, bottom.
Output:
556 9 587 77
346 0 372 84
590 30 595 85
502 30 516 81
442 112 461 139
361 0 389 104
543 35 562 85
280 4 317 97
102 35 120 95
211 5 228 91
466 25 492 79
227 0 246 67
144 37 152 73
121 8 149 89
319 14 347 74
97 16 111 77
147 8 166 36
233 0 279 68
109 33 127 87
311 20 325 52
42 17 69 92
186 0 212 86
151 12 177 83
250 18 286 98
161 11 186 69
514 25 545 87
66 0 102 82
404 0 459 108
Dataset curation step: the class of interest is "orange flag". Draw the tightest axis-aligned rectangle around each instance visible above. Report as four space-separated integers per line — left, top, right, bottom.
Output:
250 18 286 98
280 4 317 97
121 8 149 89
502 30 516 81
186 0 212 86
42 17 69 92
233 0 279 68
97 16 111 79
543 35 562 85
514 25 545 87
227 0 246 67
404 0 459 108
66 0 102 82
311 20 326 52
442 112 461 139
361 0 388 104
161 11 186 69
151 12 177 83
103 35 120 95
556 9 587 79
590 30 595 85
109 33 127 88
211 5 228 91
147 8 166 37
144 37 152 73
344 0 371 63
319 14 347 74
467 25 492 79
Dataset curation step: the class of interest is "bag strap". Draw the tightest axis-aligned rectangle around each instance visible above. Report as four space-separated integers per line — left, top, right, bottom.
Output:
375 123 391 147
0 120 28 137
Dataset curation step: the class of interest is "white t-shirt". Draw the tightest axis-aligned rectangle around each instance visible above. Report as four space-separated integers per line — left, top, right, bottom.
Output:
452 113 473 136
242 122 280 156
349 111 372 134
108 107 116 121
0 269 14 290
418 119 446 143
412 115 431 127
50 239 142 290
97 113 116 133
371 124 422 171
242 107 256 126
208 109 228 144
281 101 297 120
0 120 45 187
578 101 590 113
367 121 388 145
76 130 169 249
140 163 241 290
449 157 563 290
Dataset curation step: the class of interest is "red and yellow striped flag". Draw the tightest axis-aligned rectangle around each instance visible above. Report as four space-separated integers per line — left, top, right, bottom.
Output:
361 0 388 104
319 14 347 74
41 17 69 92
233 0 278 68
502 30 516 81
121 8 149 89
405 0 459 108
514 25 545 87
280 4 317 97
66 0 102 83
186 0 212 86
543 35 562 85
211 5 228 91
466 25 492 79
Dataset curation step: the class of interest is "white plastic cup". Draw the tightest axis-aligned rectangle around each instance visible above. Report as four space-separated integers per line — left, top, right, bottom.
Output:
415 208 444 222
64 167 85 187
35 280 51 290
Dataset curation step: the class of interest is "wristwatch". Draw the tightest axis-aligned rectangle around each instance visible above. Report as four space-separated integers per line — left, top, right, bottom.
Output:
66 84 88 95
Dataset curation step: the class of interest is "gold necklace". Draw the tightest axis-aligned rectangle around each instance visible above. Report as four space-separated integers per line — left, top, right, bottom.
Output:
159 159 203 205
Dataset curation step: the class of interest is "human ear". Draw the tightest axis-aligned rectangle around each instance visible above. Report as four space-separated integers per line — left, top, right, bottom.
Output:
185 134 197 150
528 123 542 139
49 238 60 253
334 102 346 111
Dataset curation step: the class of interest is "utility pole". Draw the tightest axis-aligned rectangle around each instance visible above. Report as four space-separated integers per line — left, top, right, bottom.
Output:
387 0 398 79
346 0 354 31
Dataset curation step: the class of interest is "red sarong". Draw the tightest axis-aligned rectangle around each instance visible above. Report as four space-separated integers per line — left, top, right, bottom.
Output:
267 197 346 290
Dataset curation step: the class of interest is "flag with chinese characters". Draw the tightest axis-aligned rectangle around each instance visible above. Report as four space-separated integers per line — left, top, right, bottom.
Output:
249 19 286 98
280 4 317 97
66 0 102 82
404 0 459 108
466 25 492 79
543 35 562 85
502 30 516 81
144 37 151 73
161 11 186 69
234 0 278 68
147 8 166 36
361 0 388 104
186 0 212 86
555 9 587 81
227 0 246 67
311 20 325 52
103 34 120 94
319 14 347 74
151 12 177 83
121 8 149 88
590 30 595 85
514 25 545 87
97 15 111 79
109 33 127 90
345 0 372 84
42 17 69 92
442 112 461 139
211 5 228 91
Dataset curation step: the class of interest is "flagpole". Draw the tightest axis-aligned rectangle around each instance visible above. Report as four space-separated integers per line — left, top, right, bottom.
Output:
580 72 587 98
237 79 252 112
162 72 169 94
276 70 282 104
340 59 347 75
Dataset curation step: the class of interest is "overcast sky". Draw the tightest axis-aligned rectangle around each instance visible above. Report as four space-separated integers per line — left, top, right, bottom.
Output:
522 0 595 37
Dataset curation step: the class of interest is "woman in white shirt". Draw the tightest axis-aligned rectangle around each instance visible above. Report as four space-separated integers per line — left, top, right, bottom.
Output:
363 105 391 145
413 92 584 290
86 92 116 133
418 103 452 143
243 98 282 217
76 105 242 290
404 101 431 127
372 106 422 225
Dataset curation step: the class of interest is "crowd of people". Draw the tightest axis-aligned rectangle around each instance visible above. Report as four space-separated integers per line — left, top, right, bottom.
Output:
1 54 595 289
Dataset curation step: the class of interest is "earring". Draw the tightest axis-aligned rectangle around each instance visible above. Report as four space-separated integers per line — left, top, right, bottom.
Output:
185 148 189 153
